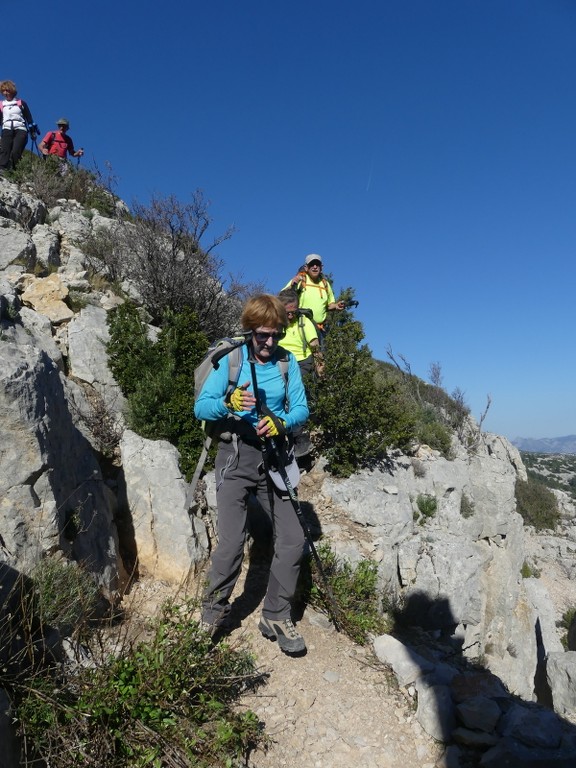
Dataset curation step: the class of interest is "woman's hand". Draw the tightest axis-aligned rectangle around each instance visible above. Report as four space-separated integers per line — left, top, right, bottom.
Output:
225 381 256 412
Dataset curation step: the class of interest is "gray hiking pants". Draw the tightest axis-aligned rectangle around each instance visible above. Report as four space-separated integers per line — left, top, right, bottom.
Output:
202 439 306 625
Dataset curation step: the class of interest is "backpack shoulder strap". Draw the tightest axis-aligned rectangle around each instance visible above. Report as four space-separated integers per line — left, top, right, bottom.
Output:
297 314 309 356
226 345 244 395
274 347 291 408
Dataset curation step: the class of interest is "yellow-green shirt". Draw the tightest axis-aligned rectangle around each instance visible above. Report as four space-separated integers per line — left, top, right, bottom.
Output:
283 274 336 325
281 316 318 362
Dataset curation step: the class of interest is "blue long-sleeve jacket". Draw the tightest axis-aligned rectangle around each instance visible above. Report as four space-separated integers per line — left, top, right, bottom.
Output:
194 345 309 431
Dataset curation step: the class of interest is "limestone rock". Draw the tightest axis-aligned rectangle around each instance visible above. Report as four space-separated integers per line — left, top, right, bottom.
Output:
67 304 125 413
0 341 121 592
373 633 434 685
31 223 60 268
0 218 34 270
119 430 208 583
547 651 576 715
20 273 73 324
0 179 46 228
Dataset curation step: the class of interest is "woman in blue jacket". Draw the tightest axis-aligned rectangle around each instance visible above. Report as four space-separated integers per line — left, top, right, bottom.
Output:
195 294 309 654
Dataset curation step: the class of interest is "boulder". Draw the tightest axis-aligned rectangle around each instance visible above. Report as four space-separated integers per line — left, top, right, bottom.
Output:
547 651 576 715
20 273 73 324
118 430 208 583
0 340 121 593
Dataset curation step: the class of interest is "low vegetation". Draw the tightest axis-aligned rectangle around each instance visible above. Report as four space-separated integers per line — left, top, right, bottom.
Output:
302 543 391 644
415 493 438 522
515 476 560 531
520 560 540 579
5 544 395 766
521 451 576 501
559 607 576 651
460 493 474 519
4 563 266 768
8 151 119 216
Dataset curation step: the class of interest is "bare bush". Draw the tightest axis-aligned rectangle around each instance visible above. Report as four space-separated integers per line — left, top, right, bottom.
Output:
107 191 262 338
82 223 126 283
68 384 123 459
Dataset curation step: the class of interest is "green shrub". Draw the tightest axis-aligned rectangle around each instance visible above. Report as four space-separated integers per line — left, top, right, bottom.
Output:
107 304 209 478
520 560 540 579
416 416 452 457
12 598 265 767
66 289 89 312
515 477 560 531
31 558 101 637
300 543 391 644
107 303 156 395
309 301 416 477
560 607 576 650
374 356 468 457
416 493 437 521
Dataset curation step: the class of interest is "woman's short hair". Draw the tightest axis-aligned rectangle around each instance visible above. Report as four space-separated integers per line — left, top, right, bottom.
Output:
0 80 17 97
241 294 288 331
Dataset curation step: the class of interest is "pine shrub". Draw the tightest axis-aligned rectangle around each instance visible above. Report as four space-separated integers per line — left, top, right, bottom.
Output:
309 306 416 477
107 305 209 478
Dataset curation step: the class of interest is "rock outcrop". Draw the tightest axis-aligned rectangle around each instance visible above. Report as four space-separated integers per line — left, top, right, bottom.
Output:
0 179 207 593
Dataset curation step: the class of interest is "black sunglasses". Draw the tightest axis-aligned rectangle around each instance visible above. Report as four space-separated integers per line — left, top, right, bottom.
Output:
253 330 285 343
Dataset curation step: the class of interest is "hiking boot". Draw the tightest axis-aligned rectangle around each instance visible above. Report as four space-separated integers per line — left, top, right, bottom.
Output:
258 616 306 654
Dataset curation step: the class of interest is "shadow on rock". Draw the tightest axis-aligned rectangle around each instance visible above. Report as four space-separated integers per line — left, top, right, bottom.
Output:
376 591 576 767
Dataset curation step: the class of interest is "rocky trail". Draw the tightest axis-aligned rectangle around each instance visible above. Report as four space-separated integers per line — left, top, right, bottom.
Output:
232 607 444 768
225 468 442 767
130 463 446 768
131 560 444 768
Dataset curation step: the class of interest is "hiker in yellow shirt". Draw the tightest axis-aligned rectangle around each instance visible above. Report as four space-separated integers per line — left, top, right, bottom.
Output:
284 254 345 338
277 288 324 379
278 288 323 458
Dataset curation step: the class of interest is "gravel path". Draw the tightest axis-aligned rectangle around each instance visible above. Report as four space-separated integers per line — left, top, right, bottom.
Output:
127 573 444 768
234 606 443 768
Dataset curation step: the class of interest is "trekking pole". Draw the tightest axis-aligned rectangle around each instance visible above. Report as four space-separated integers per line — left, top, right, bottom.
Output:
249 360 341 631
30 134 42 158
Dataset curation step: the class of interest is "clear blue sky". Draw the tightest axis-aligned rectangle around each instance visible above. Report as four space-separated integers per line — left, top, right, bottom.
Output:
8 0 576 440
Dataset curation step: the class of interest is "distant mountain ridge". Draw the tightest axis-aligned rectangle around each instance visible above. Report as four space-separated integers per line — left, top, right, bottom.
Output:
512 435 576 454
